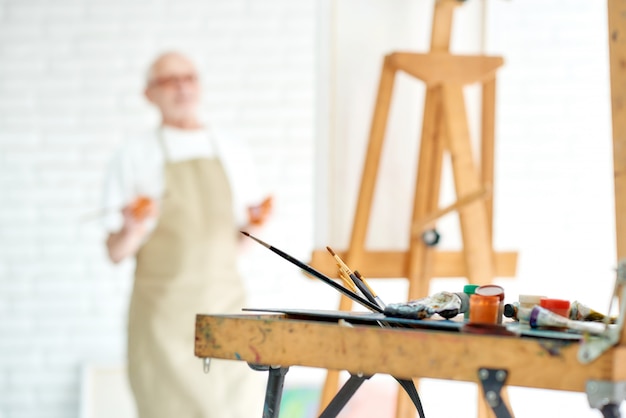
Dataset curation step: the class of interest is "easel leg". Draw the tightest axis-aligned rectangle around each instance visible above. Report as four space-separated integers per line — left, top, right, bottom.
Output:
406 86 445 301
600 405 622 418
345 55 398 265
395 383 418 418
481 77 496 243
441 84 494 284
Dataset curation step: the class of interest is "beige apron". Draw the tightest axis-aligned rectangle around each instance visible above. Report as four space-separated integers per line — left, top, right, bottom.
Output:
128 132 265 418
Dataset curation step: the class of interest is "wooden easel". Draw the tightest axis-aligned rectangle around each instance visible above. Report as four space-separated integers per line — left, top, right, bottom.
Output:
309 1 518 417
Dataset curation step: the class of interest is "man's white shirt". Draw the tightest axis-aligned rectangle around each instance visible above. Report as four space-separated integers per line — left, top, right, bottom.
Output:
102 124 268 234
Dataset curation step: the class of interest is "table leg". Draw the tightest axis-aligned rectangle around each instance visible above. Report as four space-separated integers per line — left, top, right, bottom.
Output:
600 404 622 418
587 380 626 418
249 364 290 418
319 374 371 418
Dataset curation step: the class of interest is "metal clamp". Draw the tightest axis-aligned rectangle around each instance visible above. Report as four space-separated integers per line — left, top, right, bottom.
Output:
477 368 512 418
202 358 211 374
586 380 626 418
580 259 626 364
578 332 619 364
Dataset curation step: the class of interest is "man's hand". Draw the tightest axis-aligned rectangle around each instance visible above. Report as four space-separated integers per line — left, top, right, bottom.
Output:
247 195 273 227
106 196 159 264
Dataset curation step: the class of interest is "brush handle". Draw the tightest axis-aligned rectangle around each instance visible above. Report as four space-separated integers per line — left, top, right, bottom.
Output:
351 273 379 307
268 247 383 313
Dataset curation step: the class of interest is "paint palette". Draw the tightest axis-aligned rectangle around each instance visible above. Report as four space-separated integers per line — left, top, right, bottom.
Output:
243 307 463 330
243 308 593 341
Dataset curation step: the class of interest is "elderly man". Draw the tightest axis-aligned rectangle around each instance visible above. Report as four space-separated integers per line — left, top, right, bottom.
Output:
102 51 271 417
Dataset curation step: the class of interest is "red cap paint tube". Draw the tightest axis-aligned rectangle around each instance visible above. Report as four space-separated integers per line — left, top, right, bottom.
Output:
539 298 570 318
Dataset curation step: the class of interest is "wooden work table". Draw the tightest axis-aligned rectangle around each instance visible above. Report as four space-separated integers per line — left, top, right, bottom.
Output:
194 311 626 417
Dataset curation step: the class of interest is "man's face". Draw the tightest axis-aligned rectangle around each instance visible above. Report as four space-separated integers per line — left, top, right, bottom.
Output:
144 54 201 121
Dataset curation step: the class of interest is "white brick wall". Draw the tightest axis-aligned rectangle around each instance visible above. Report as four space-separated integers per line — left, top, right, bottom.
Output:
0 0 316 417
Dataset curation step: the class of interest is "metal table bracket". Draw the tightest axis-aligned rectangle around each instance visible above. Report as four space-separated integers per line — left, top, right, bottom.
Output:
477 367 513 418
579 259 626 364
202 357 211 373
586 380 626 418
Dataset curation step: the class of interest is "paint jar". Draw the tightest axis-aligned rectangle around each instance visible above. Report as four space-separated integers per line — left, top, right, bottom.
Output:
539 298 570 318
475 285 505 324
469 294 500 325
518 294 546 323
463 284 480 320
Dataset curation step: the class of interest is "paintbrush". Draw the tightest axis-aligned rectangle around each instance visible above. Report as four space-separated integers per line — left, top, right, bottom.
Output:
336 269 358 293
326 246 380 308
354 270 386 309
325 246 359 292
240 231 383 313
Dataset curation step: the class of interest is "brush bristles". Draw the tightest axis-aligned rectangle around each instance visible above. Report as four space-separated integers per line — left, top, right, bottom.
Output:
239 231 271 248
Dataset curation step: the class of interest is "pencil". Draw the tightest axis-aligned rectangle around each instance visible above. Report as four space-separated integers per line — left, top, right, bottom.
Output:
240 231 383 313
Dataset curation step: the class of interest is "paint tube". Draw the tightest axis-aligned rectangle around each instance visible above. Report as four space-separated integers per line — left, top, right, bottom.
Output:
529 306 607 335
503 302 532 323
384 291 469 320
569 300 616 324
